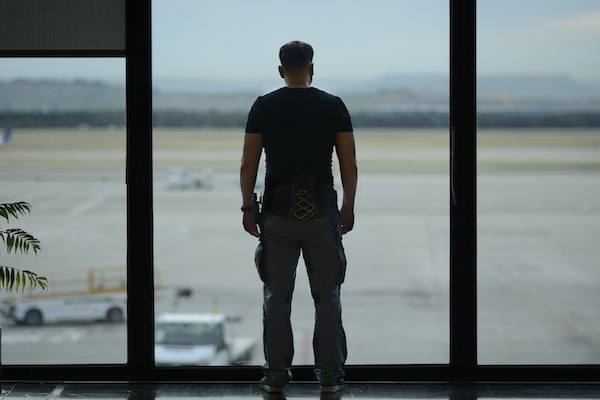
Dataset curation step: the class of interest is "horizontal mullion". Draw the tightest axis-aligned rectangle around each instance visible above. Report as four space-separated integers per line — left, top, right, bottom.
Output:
1 365 599 382
0 49 126 57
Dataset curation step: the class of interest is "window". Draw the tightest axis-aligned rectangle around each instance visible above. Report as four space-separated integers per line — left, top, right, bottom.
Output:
152 0 449 366
477 0 600 364
0 58 127 364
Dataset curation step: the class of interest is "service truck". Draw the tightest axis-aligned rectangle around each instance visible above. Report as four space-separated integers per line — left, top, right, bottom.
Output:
155 312 256 366
0 267 191 326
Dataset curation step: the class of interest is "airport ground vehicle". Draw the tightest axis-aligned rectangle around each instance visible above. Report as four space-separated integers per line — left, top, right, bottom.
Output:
0 267 191 326
155 312 256 366
166 166 214 190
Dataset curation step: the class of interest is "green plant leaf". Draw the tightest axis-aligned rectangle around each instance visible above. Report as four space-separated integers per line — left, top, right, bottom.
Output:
23 269 38 291
0 202 31 223
0 266 48 292
0 228 41 255
15 269 20 293
7 234 13 253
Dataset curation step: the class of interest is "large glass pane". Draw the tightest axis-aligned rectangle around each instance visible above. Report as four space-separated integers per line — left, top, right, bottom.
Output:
0 58 127 364
477 0 600 363
152 0 449 366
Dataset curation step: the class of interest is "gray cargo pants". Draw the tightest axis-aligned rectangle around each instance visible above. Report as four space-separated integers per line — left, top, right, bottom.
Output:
254 208 348 385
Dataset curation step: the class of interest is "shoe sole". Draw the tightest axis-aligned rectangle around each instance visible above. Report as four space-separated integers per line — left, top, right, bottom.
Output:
320 384 344 393
260 383 284 393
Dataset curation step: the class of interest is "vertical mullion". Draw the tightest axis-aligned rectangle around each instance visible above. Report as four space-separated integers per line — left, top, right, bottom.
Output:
449 0 477 376
126 0 155 375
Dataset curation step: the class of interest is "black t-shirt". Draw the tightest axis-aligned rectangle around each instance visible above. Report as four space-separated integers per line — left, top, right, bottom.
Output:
245 86 353 194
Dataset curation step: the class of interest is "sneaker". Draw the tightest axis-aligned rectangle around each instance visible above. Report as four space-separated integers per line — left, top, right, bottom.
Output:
319 378 345 393
260 376 286 393
315 367 345 393
319 384 344 393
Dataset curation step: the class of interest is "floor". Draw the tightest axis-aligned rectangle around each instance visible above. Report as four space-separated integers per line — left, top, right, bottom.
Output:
1 382 600 399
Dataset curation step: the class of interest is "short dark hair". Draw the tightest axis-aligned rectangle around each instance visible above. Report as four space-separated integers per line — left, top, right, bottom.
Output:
279 40 313 71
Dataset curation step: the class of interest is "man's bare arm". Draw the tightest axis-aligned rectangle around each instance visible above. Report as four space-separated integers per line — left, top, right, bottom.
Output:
240 133 263 236
335 131 357 233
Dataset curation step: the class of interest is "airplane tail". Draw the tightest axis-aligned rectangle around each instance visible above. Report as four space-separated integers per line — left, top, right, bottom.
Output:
0 127 12 148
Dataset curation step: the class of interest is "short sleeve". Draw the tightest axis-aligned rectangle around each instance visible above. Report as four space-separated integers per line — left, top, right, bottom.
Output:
245 96 264 133
334 96 353 132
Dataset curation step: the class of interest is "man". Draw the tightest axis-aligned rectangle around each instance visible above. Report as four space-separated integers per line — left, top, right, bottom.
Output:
239 40 357 394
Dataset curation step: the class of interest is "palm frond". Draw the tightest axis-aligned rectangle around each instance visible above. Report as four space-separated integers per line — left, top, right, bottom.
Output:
0 202 31 224
0 266 47 293
0 228 41 255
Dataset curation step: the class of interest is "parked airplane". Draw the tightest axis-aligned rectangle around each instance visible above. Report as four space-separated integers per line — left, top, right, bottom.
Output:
166 166 215 190
0 127 13 149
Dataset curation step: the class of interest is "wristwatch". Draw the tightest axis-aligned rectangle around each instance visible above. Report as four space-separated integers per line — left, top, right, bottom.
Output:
241 205 253 212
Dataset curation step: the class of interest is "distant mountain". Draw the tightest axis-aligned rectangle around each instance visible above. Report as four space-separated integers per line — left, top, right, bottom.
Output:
1 74 599 113
0 78 126 112
478 74 600 100
154 73 600 99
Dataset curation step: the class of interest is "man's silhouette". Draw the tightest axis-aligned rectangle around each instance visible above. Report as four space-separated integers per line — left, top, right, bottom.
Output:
240 40 357 394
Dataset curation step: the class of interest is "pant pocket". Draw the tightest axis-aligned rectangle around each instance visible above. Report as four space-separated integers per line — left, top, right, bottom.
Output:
325 210 347 285
254 240 267 283
337 239 347 285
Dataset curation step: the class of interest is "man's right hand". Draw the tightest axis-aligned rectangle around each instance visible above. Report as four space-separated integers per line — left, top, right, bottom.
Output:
243 210 260 237
340 206 354 235
335 131 357 236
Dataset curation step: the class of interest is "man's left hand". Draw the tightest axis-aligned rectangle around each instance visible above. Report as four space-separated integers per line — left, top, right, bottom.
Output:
243 211 260 237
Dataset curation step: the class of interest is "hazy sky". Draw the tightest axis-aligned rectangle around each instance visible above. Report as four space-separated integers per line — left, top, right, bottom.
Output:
0 0 599 82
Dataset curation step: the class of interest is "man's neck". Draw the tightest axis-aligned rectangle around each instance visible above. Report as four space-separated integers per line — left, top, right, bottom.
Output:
285 77 311 88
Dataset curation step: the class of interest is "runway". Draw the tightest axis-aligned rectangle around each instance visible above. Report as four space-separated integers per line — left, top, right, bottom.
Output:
1 127 599 366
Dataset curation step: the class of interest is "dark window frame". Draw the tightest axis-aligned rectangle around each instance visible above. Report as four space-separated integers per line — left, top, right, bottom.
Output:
1 0 599 382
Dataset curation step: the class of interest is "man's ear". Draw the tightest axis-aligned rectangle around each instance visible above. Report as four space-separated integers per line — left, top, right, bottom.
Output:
278 65 285 79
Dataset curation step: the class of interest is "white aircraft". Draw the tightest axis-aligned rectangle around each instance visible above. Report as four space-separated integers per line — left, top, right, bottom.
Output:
166 166 215 190
0 127 13 149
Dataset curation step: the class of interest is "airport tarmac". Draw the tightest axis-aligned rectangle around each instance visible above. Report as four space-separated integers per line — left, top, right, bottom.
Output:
0 127 599 366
